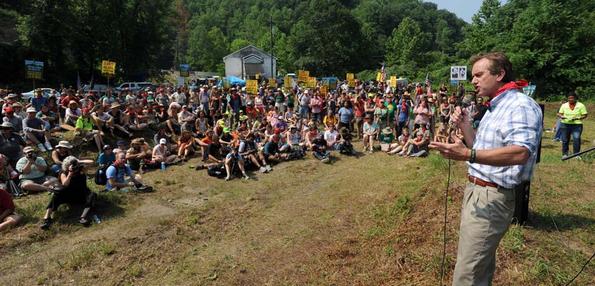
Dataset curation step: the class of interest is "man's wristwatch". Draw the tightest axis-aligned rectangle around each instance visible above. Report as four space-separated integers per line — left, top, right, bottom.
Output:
468 148 477 163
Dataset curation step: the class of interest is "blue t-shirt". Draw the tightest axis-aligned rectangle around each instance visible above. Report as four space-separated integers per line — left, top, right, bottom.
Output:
97 152 116 166
337 107 353 123
105 164 132 191
31 97 48 112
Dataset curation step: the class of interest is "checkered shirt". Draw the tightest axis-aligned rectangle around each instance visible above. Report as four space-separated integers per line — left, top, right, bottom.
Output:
468 89 543 189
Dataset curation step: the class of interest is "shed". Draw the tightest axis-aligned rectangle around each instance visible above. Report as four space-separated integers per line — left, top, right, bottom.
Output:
223 45 276 80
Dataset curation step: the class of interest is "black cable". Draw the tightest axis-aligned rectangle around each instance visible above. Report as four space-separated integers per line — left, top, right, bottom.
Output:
439 158 451 285
564 251 595 286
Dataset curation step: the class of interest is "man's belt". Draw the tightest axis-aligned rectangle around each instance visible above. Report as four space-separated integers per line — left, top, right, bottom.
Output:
468 175 499 188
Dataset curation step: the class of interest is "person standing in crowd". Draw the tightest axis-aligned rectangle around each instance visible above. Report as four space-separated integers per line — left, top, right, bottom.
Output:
430 52 542 285
557 91 588 158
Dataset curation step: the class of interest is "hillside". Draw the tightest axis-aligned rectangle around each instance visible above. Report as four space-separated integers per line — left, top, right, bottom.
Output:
0 102 593 285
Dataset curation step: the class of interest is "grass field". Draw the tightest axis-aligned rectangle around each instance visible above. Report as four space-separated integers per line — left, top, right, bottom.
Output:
0 103 593 285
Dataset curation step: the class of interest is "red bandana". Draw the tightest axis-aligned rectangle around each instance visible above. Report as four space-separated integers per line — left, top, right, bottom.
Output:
488 80 529 108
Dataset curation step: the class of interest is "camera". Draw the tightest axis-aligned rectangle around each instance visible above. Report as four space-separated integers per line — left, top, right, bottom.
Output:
26 152 36 159
70 160 83 173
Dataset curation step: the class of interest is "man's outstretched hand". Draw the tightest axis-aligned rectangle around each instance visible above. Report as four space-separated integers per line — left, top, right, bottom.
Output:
429 136 471 161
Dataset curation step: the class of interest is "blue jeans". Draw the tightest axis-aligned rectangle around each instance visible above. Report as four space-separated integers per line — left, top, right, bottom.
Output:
560 123 582 156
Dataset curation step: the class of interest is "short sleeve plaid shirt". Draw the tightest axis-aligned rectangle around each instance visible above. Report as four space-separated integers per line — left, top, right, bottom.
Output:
468 89 543 189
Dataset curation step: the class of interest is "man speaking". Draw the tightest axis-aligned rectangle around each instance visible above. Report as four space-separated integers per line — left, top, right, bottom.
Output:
430 52 542 285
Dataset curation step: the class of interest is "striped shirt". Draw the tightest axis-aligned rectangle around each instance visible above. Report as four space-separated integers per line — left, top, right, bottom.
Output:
468 89 543 189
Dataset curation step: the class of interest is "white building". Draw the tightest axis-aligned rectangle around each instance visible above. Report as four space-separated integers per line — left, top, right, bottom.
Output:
223 45 276 80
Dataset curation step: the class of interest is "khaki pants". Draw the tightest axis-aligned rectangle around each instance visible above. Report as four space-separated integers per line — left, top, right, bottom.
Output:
453 183 515 286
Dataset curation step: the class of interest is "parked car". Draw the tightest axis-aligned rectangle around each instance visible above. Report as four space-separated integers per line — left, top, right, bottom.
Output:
20 88 61 101
82 84 109 93
115 82 155 92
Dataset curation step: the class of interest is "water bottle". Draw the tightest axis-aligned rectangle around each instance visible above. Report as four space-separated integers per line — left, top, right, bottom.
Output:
92 214 101 224
161 162 166 171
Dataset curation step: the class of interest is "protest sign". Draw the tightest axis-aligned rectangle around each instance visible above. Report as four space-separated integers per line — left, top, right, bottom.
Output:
269 78 277 88
390 76 397 88
320 85 328 95
101 60 116 76
180 64 190 77
306 77 317 88
246 80 258 94
298 70 309 82
25 60 43 80
346 73 354 81
284 76 293 89
450 66 467 81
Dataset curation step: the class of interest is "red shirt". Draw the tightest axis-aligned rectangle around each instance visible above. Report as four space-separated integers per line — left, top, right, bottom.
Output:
0 189 15 214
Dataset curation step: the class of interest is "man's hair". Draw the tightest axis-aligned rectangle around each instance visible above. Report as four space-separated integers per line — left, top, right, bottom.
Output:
567 91 577 99
470 52 515 83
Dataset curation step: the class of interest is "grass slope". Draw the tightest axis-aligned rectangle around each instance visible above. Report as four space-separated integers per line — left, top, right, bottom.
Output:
0 103 593 285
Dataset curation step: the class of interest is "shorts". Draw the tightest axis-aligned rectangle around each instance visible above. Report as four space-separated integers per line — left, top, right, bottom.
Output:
20 176 51 188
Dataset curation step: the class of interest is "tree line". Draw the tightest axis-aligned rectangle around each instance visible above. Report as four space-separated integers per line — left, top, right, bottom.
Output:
0 0 593 99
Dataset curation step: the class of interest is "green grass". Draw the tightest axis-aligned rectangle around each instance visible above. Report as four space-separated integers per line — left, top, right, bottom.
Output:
0 102 593 286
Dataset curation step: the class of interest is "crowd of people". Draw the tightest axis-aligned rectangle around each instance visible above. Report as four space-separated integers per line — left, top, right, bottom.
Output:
1 77 488 232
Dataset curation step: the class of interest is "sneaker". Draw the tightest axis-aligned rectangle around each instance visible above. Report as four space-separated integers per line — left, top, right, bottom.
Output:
37 143 47 152
243 174 250 180
40 218 52 230
44 141 53 151
259 166 267 173
265 165 272 172
79 217 91 227
321 157 330 164
225 176 231 181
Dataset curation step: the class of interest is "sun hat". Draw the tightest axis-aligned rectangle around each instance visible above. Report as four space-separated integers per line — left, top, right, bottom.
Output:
12 102 23 108
26 107 37 113
56 141 73 149
382 127 393 135
23 146 35 153
0 122 13 129
102 144 112 151
111 102 121 109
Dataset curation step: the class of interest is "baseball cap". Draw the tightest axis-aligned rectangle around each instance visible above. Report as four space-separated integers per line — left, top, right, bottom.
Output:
159 138 167 145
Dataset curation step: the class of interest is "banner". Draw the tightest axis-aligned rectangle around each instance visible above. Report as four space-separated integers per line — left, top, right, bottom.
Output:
180 64 190 77
298 70 309 82
450 66 467 81
246 80 258 94
390 76 397 88
346 73 354 81
306 77 317 88
25 60 44 80
101 60 116 76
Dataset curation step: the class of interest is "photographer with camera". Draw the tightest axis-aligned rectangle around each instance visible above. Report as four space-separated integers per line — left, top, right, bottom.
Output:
15 146 58 194
40 156 97 229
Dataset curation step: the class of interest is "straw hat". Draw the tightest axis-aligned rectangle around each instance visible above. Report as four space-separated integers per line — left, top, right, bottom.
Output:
56 141 73 149
382 127 393 135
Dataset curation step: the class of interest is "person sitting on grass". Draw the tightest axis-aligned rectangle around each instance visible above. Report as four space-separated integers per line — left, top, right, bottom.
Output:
177 131 195 161
0 188 22 232
91 105 115 136
75 108 104 152
238 132 271 173
152 138 180 165
40 156 97 230
106 153 151 192
50 141 74 175
263 134 288 162
323 124 340 150
404 129 429 158
336 127 355 155
16 146 58 194
224 147 250 181
379 127 395 152
23 107 53 152
312 134 331 163
362 114 379 153
433 123 449 143
388 127 411 155
126 138 154 171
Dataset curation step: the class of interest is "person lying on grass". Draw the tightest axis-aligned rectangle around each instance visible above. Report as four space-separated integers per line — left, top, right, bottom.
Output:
40 156 97 230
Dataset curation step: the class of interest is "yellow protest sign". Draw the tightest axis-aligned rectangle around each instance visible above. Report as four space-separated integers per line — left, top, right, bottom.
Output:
346 73 355 81
269 78 277 87
390 76 397 88
306 77 317 88
376 72 383 82
246 80 258 94
255 73 261 80
284 76 293 89
320 85 328 95
298 70 309 82
348 79 355 88
101 60 116 75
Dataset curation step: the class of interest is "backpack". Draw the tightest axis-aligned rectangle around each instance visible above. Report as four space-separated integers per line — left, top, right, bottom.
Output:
94 165 111 185
207 164 227 179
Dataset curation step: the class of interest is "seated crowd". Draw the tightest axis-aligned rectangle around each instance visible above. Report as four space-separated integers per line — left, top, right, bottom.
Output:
0 79 486 232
